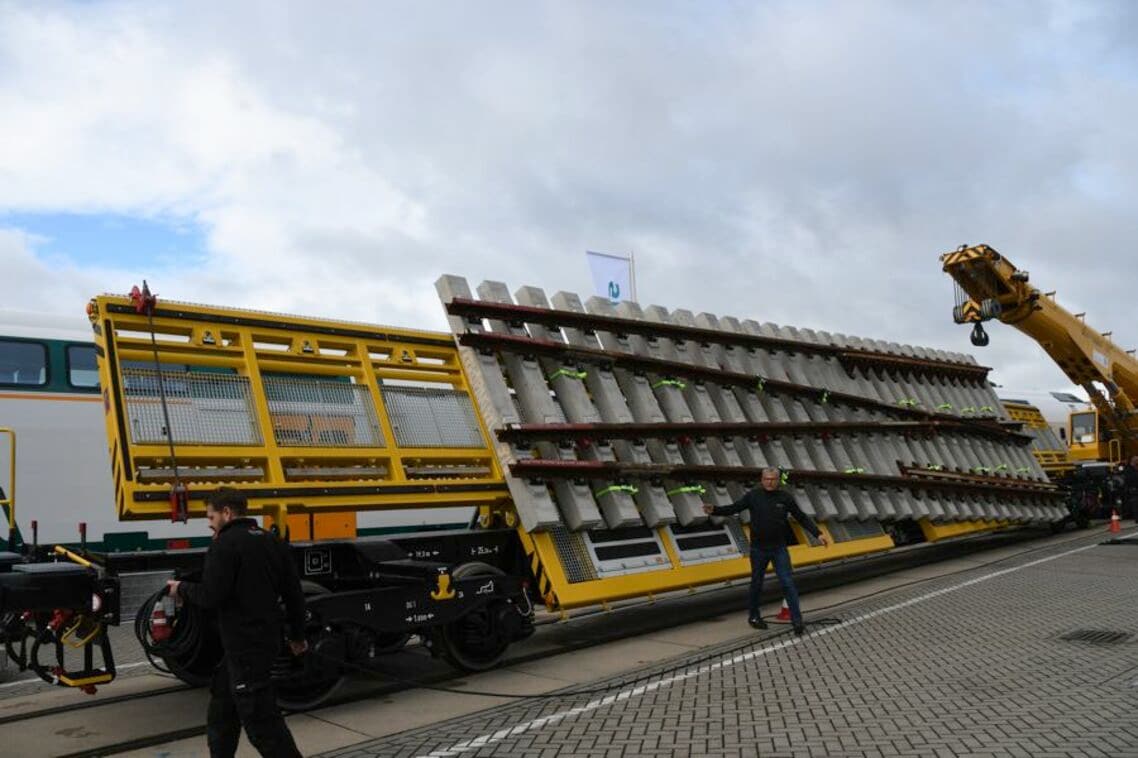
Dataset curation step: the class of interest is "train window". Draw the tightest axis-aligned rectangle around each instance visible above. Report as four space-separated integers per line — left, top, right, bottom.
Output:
67 345 100 388
0 340 47 386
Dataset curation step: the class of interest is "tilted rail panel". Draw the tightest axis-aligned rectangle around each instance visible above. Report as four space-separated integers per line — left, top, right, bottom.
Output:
438 277 1064 609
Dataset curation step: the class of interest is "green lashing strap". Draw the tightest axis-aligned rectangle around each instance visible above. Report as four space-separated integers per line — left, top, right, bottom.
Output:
897 398 919 408
548 367 588 382
971 466 991 474
780 471 790 486
994 463 1010 472
755 378 765 393
843 467 865 474
594 484 639 498
961 406 977 415
979 405 994 413
935 402 953 412
819 390 830 404
666 484 706 497
925 463 945 471
651 378 687 391
1016 466 1032 474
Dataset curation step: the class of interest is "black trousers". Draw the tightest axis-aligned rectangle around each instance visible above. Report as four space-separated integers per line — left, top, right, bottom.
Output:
207 652 302 758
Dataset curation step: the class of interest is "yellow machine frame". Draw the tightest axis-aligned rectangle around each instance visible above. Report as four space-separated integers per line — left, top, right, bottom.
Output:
518 523 894 611
87 295 509 538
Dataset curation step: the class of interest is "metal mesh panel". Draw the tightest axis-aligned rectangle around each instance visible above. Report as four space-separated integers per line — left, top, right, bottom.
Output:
118 570 174 619
123 368 262 445
264 376 383 448
381 386 484 448
827 518 886 543
549 525 599 583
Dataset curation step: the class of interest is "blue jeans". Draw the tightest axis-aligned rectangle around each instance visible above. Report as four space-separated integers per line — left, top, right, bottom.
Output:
749 545 801 624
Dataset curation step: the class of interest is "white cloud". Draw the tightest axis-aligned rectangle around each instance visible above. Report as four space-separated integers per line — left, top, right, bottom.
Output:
0 228 134 317
0 0 1136 396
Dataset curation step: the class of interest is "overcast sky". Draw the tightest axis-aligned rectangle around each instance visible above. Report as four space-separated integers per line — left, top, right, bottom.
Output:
2 0 1136 397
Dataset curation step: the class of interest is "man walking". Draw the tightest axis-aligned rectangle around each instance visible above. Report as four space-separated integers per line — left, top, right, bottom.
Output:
167 489 308 758
703 468 829 635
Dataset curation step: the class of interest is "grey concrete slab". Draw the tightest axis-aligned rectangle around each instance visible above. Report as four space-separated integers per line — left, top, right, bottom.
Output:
118 712 368 758
477 281 607 531
7 686 211 757
573 296 708 522
436 275 562 532
547 291 677 528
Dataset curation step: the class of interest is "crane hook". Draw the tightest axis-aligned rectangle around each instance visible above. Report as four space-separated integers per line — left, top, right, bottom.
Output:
970 322 989 347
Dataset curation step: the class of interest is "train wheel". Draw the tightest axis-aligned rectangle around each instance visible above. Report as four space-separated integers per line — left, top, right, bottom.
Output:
274 650 343 711
274 583 344 710
434 562 512 672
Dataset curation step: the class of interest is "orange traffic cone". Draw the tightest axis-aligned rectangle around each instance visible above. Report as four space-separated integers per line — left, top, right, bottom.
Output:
773 599 791 624
1110 509 1122 534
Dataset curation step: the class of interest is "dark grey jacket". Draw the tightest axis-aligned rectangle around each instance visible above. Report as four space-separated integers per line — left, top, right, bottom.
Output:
712 488 821 549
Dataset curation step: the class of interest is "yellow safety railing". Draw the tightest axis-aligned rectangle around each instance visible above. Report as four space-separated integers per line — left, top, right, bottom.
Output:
86 295 509 540
0 428 14 546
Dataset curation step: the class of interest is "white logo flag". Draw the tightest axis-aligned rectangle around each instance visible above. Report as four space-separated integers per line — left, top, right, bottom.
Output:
586 251 632 303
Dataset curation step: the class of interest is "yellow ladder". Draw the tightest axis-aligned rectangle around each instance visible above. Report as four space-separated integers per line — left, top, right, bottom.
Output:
0 428 14 549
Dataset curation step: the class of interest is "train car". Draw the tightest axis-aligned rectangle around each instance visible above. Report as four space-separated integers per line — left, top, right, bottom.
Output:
997 389 1090 446
0 309 470 551
0 289 1065 704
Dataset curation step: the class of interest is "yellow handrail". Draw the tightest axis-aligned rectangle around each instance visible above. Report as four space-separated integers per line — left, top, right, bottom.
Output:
1110 437 1123 465
53 545 95 569
0 428 13 545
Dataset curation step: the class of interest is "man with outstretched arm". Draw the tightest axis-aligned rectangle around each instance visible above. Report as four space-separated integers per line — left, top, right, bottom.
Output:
703 467 829 635
167 488 308 758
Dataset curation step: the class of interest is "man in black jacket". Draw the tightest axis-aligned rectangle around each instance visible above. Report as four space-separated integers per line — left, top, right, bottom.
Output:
167 489 307 758
703 468 829 635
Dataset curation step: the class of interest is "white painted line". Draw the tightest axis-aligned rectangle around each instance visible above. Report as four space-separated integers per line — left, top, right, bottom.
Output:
0 660 151 690
415 543 1098 758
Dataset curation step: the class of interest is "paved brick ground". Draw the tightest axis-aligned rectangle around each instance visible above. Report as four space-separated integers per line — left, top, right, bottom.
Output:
321 532 1138 758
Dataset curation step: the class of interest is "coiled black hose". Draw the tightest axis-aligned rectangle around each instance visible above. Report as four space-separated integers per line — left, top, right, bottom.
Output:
134 587 215 685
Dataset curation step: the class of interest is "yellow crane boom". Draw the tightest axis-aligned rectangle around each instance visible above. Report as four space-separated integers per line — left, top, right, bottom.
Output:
940 243 1138 464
